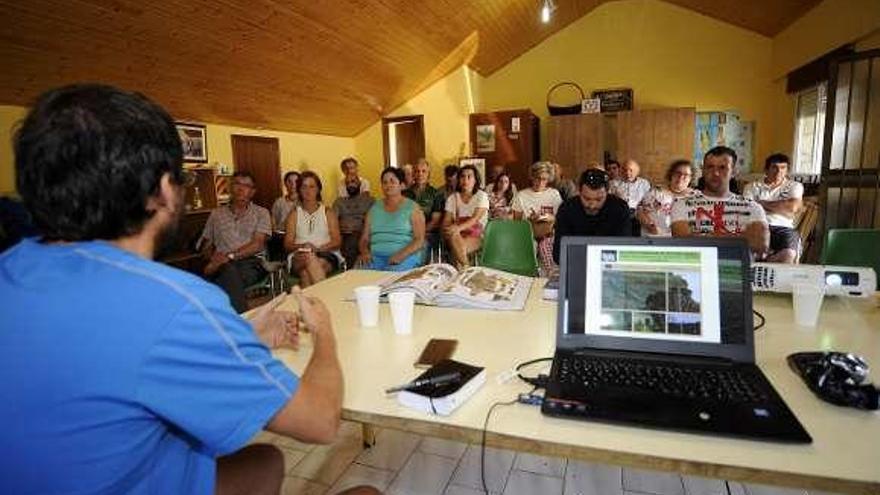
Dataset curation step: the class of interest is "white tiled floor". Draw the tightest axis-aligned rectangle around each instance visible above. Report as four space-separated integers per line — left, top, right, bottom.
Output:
250 422 846 495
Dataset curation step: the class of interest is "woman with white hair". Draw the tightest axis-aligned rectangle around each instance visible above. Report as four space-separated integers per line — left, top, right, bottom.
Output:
511 161 563 275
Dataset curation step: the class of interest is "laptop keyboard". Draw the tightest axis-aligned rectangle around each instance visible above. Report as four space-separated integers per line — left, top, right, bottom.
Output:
557 354 769 403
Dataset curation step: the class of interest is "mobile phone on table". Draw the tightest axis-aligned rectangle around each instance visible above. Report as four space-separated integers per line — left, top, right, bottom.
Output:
414 339 458 369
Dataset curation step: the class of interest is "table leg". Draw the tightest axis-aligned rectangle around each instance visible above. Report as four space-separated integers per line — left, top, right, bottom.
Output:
361 423 377 449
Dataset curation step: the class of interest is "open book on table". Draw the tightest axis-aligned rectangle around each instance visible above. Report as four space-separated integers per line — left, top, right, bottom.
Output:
377 263 532 311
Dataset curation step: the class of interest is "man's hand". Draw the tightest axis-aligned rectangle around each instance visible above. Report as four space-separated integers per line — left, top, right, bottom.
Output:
204 251 230 276
249 294 300 350
292 288 333 340
356 251 372 268
388 252 405 265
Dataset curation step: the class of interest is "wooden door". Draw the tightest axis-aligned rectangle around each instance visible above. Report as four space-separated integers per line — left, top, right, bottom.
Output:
616 108 696 184
383 115 426 168
231 135 281 210
469 110 539 189
548 114 604 181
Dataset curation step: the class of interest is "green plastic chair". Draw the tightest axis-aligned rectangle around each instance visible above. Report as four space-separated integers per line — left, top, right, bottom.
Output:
820 228 880 289
477 219 539 277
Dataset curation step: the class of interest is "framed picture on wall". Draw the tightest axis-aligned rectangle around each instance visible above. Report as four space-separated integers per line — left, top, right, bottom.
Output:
176 122 208 163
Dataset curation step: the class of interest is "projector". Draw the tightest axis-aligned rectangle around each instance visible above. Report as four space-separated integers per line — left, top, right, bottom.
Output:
751 263 876 298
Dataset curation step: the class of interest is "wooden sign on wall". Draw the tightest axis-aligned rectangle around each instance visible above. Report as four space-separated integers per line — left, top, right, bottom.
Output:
591 88 633 113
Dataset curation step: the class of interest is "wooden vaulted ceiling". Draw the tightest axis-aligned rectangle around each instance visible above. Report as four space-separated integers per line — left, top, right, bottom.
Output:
0 0 820 136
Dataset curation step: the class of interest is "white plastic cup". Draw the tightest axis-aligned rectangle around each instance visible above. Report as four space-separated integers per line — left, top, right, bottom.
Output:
792 283 825 328
354 285 381 327
388 291 416 335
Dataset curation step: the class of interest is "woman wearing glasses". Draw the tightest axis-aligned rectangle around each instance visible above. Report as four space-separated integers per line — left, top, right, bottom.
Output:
636 160 696 237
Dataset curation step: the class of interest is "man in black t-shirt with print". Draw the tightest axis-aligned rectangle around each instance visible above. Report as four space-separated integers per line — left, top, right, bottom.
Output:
553 168 632 262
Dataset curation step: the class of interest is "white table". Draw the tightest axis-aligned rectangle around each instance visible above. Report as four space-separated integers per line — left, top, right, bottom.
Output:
273 271 880 495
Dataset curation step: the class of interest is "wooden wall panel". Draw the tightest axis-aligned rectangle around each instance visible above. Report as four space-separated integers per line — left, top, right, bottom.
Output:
231 135 281 210
616 108 696 185
548 114 605 180
0 0 818 136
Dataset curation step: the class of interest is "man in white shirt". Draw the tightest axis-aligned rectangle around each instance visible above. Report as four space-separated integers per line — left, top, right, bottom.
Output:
743 153 803 263
336 157 371 198
671 146 769 257
610 159 652 235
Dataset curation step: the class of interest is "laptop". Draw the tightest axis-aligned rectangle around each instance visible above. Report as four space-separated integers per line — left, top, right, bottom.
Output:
541 236 811 443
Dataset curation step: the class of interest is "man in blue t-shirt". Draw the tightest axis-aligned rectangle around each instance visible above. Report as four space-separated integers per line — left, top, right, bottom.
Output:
0 85 378 495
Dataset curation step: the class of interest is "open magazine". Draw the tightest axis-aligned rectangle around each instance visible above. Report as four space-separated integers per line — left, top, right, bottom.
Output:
377 264 532 311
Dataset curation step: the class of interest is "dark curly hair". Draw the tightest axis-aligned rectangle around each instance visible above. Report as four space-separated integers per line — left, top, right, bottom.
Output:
14 84 184 241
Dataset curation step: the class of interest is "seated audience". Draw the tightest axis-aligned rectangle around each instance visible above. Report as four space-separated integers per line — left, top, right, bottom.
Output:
513 162 563 274
488 172 515 220
0 83 381 495
553 169 632 262
636 159 696 237
485 163 518 196
551 162 578 201
442 164 459 199
605 159 621 181
443 164 489 269
359 167 425 271
403 158 445 262
201 171 271 313
333 173 375 269
337 157 371 198
671 146 769 257
743 153 803 263
401 162 415 189
284 171 343 287
271 170 300 230
610 159 652 235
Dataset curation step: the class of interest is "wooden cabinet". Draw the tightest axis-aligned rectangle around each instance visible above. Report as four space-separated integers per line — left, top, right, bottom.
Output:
547 108 696 185
548 114 605 183
469 109 539 189
616 108 695 184
159 167 220 273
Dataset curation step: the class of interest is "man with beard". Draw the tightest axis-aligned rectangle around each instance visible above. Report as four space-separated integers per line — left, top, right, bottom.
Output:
553 168 632 262
333 172 375 268
200 170 272 313
671 146 769 258
0 84 375 495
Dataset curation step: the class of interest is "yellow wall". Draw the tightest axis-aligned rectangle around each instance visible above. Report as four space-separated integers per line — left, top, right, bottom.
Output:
0 105 28 194
354 66 482 189
772 0 880 79
479 0 776 167
0 105 355 200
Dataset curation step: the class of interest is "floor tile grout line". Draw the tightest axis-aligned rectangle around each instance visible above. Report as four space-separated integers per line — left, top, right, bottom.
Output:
442 441 475 495
560 458 570 495
498 445 518 495
383 431 424 492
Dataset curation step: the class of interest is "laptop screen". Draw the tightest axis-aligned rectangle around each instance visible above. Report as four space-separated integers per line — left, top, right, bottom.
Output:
557 237 753 362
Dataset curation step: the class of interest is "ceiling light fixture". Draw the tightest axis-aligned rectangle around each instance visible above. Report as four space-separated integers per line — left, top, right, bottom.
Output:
540 0 556 23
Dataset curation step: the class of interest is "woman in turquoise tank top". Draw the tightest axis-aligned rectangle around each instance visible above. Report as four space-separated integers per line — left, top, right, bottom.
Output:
357 167 425 271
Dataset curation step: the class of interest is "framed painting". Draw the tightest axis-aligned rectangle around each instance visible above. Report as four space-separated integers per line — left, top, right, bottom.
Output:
176 122 208 163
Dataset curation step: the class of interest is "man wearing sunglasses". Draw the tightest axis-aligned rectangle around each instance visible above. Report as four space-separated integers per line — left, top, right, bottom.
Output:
552 168 632 262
